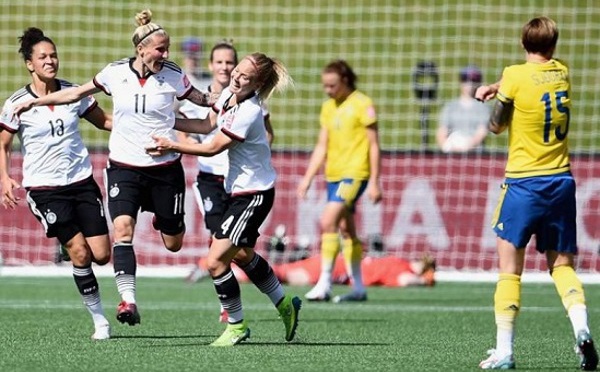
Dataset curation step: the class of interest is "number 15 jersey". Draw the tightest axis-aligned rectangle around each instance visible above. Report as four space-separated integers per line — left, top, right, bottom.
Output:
496 59 571 178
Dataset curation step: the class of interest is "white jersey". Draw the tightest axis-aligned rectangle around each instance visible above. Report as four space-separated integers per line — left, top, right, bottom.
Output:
0 80 96 188
178 91 228 176
214 88 275 194
179 88 271 177
94 58 193 167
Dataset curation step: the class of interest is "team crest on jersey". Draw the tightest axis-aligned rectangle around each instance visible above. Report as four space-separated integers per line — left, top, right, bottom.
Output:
45 210 57 224
203 197 213 212
109 184 120 198
155 75 165 87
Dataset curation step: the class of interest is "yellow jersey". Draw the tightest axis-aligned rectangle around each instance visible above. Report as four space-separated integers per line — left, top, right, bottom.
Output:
497 59 571 178
320 90 377 181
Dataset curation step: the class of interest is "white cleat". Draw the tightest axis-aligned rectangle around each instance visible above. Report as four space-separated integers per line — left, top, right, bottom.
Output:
304 285 331 302
91 323 111 340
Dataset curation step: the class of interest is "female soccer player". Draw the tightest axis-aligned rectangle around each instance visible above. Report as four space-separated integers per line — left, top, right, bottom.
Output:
177 40 274 323
476 17 598 370
11 10 217 327
149 52 301 347
297 59 382 303
0 28 113 340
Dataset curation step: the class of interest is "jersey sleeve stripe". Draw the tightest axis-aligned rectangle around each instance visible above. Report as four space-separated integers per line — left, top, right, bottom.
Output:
93 77 111 96
79 100 99 118
0 122 17 134
221 127 245 142
177 86 193 100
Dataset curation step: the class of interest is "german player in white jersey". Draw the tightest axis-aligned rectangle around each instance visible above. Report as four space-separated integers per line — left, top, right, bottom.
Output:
0 28 113 340
149 52 301 347
11 10 217 328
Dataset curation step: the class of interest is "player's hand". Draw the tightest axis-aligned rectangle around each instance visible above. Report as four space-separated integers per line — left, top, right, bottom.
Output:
475 85 498 102
208 91 221 106
1 177 21 209
145 135 174 156
367 183 382 204
11 100 35 119
296 178 312 199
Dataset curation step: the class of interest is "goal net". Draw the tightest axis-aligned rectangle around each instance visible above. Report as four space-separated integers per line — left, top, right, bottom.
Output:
1 1 599 274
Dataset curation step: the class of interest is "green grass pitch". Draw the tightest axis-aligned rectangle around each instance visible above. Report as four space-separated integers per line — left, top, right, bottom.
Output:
1 277 598 371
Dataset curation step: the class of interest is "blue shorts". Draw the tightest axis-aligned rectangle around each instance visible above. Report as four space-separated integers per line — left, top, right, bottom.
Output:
491 172 577 253
326 179 368 213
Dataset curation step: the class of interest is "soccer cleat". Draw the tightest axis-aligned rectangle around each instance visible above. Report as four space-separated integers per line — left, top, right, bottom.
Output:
54 243 71 263
116 301 141 326
91 323 111 340
210 321 250 347
304 286 331 302
332 291 367 303
479 349 515 370
219 309 229 323
277 295 302 342
576 330 599 371
185 266 210 283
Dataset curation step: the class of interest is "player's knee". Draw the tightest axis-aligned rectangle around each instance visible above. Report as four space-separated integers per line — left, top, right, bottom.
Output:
112 216 135 241
92 249 111 265
67 242 93 266
205 256 228 277
162 234 184 252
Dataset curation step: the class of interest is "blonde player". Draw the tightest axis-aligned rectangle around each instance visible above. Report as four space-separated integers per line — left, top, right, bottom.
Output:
297 59 382 303
476 17 598 370
11 10 217 327
149 53 300 347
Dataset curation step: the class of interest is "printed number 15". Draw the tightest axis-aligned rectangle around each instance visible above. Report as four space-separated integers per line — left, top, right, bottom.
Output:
541 90 569 143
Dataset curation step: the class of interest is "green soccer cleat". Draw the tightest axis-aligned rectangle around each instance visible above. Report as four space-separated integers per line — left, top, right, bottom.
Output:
210 321 250 347
277 295 302 342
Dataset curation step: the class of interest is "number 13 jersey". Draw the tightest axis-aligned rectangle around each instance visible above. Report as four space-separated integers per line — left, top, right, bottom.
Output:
0 80 97 188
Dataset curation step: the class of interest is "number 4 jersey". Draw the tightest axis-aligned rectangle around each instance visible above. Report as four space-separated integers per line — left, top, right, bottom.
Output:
0 80 96 188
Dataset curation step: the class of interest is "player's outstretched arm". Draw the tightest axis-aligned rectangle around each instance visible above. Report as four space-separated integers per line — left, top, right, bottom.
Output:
0 130 21 209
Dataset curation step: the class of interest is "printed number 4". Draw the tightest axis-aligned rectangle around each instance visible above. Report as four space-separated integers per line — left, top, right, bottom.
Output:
541 90 569 143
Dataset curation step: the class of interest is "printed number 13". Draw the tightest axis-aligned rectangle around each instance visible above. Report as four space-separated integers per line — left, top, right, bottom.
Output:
541 90 569 143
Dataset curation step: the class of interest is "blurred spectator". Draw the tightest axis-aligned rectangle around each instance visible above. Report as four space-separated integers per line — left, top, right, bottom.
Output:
436 65 490 153
180 36 212 89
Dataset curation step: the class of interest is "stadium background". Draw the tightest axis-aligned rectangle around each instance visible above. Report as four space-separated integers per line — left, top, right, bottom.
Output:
1 1 600 274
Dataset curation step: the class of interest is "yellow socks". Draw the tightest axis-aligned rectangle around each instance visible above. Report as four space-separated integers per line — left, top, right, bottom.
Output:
551 265 589 336
318 233 340 285
342 238 365 293
494 273 521 356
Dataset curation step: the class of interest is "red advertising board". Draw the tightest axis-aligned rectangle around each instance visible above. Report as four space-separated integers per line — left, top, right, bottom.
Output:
2 151 599 272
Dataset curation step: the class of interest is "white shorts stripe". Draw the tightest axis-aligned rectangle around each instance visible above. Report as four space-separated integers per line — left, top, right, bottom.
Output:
26 191 48 233
230 194 262 244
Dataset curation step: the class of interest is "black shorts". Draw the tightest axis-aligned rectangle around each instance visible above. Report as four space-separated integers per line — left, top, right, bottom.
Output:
214 188 275 248
106 160 186 235
26 176 109 244
193 171 228 234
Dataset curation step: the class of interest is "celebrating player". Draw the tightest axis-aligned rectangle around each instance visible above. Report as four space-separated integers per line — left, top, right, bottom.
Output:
0 28 113 340
149 52 301 347
11 9 217 327
297 59 382 303
476 17 598 370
